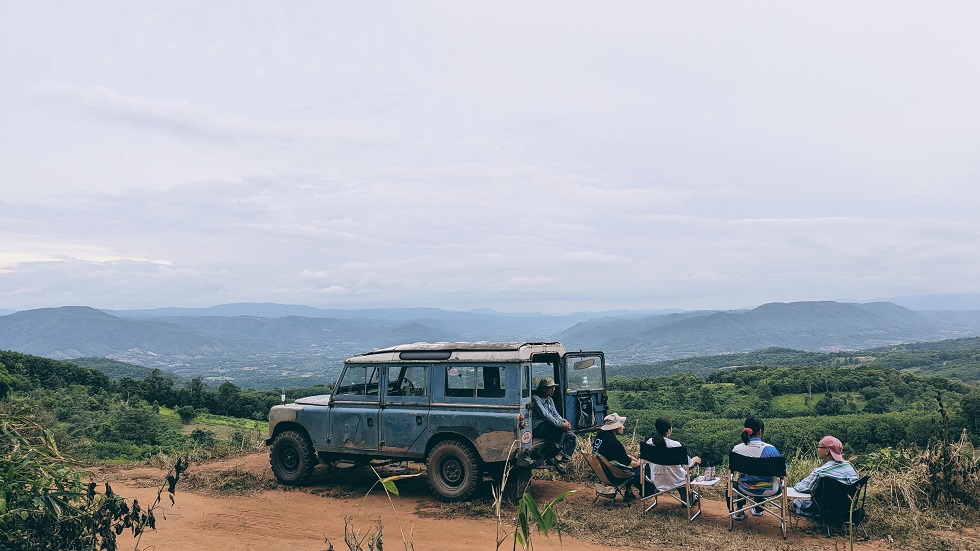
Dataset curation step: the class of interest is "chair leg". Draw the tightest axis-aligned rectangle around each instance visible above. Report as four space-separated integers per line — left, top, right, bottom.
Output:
643 494 659 513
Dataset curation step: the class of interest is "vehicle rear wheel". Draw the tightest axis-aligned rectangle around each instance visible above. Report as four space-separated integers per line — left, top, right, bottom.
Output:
270 430 316 485
426 440 481 501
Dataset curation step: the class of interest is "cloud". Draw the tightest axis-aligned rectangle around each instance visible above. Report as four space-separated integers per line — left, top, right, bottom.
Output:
30 83 398 150
32 84 289 143
3 4 980 312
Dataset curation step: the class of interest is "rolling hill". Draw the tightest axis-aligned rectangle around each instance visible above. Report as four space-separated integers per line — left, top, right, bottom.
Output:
3 301 980 388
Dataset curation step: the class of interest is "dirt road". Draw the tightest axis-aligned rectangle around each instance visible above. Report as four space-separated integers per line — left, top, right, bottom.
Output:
99 452 895 551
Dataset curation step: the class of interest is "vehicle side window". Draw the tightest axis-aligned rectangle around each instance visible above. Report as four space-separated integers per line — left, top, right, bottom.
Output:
388 365 427 397
335 365 381 397
522 365 530 398
445 366 505 398
479 366 505 398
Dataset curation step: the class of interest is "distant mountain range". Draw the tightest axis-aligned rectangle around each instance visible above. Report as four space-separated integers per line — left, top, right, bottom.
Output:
2 301 980 388
559 301 972 360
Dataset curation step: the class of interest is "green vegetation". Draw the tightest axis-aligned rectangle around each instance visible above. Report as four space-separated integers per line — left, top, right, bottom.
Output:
608 363 977 465
3 338 980 549
0 350 280 463
0 405 188 550
0 339 980 549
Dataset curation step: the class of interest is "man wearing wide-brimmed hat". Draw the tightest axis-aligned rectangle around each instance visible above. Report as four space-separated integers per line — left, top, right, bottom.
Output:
592 412 642 501
531 377 577 475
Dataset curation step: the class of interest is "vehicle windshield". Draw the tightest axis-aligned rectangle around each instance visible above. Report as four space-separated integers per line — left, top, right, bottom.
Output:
566 354 603 391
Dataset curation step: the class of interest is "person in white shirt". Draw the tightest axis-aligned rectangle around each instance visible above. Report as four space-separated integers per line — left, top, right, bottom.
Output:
645 417 701 506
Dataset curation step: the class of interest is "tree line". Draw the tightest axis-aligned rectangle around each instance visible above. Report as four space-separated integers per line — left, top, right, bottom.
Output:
606 363 980 465
0 350 328 461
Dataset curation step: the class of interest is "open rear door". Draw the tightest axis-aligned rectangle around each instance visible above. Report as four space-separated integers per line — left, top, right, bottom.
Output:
562 351 606 431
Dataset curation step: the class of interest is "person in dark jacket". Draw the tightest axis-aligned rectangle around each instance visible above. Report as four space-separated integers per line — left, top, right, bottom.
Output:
592 412 641 500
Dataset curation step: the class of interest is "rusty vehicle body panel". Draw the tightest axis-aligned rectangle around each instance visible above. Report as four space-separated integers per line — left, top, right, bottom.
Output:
267 341 607 501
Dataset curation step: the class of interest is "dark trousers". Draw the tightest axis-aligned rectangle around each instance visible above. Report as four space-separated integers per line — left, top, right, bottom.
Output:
533 422 577 460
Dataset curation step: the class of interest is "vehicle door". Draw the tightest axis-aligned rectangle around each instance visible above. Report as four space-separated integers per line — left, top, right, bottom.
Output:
518 363 533 453
381 364 430 453
528 356 563 451
329 363 381 452
563 352 607 431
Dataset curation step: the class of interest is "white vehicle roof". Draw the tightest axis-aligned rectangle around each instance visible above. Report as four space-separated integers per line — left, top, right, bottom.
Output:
345 341 568 363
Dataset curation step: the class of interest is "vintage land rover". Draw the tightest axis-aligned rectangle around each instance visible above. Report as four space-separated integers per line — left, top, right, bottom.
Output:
267 341 607 501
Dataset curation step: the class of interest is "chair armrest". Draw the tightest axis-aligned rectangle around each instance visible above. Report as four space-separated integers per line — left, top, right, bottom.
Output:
690 477 721 487
786 488 810 500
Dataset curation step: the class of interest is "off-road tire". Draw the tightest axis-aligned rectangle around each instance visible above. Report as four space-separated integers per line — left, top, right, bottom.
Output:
270 430 316 485
426 440 481 501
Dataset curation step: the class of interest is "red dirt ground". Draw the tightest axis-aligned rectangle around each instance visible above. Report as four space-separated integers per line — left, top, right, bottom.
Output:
95 452 922 551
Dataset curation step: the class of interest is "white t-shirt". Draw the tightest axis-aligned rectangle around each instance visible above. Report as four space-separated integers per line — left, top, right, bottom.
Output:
645 436 695 491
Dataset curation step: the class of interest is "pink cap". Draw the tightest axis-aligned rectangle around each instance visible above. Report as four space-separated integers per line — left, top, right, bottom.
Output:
819 436 844 462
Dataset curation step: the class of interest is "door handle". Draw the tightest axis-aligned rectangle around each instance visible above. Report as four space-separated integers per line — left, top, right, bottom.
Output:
367 418 374 428
416 415 423 426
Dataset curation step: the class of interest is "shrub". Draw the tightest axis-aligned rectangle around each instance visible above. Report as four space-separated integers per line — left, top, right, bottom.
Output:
190 428 218 448
176 405 198 424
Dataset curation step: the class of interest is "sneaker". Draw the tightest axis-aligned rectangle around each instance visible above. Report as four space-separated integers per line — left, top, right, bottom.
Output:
545 458 568 476
732 512 746 521
752 507 765 517
623 491 637 502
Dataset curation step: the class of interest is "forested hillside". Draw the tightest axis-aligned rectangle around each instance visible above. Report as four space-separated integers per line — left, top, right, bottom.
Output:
0 350 324 462
612 335 980 381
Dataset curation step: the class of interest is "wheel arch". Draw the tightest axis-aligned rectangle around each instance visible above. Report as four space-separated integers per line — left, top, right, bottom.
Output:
424 431 480 462
270 421 311 443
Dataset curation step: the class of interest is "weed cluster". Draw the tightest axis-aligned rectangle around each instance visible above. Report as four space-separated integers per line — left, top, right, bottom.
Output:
0 405 188 550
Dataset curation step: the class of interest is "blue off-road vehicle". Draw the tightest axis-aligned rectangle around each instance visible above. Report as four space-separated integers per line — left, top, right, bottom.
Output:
267 341 607 501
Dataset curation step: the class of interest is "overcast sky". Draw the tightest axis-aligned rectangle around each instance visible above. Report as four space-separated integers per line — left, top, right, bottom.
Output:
2 2 979 314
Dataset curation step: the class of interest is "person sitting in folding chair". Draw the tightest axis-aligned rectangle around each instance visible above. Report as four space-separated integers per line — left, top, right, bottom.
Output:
583 451 636 506
646 417 702 506
792 436 858 517
592 413 642 501
731 416 783 520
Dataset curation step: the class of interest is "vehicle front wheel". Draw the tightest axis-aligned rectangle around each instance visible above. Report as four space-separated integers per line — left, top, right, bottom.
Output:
426 440 481 501
270 430 316 485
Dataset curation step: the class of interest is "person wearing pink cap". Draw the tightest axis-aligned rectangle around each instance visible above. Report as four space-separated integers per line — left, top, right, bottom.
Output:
792 436 859 516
